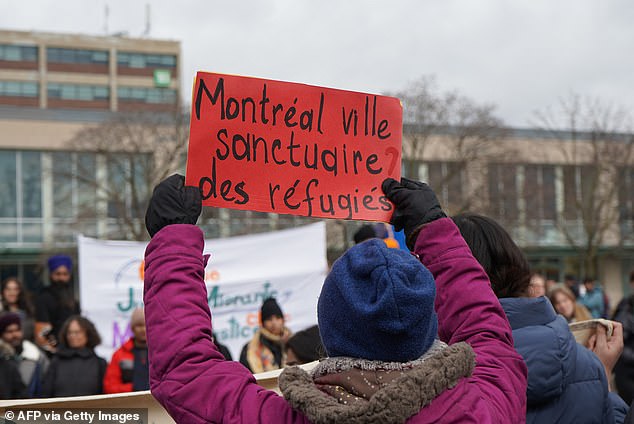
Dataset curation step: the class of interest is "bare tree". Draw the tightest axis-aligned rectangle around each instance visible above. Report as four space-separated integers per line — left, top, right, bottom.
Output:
55 107 189 240
387 75 511 215
533 93 634 278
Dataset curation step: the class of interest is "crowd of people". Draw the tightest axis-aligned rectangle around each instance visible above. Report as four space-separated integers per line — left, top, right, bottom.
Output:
2 173 634 424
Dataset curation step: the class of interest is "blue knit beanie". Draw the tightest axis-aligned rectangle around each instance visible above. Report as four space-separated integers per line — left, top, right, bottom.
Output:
48 254 73 273
318 239 438 362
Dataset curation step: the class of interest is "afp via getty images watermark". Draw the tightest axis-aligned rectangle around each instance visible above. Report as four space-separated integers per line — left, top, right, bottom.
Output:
1 408 148 424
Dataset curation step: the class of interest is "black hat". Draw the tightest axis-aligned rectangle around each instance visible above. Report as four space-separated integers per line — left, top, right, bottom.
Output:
353 225 376 244
261 297 283 323
286 325 324 363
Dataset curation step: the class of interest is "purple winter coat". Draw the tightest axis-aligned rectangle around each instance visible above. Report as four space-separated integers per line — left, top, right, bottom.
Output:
144 218 528 423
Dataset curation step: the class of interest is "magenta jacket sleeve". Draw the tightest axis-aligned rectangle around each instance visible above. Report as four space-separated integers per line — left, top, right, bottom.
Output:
413 218 528 423
143 224 309 424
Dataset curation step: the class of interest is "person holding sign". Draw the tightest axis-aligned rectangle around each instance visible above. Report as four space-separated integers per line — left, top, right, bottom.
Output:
451 213 628 423
142 174 527 423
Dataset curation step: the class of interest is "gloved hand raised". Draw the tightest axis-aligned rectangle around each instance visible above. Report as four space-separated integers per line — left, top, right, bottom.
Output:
382 177 446 249
145 174 202 238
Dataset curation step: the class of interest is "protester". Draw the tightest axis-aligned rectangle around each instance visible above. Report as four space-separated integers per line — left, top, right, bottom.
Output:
141 174 527 423
285 325 323 366
549 283 593 323
580 278 607 319
0 312 49 397
528 273 546 298
1 277 36 341
612 270 634 405
452 213 628 423
42 315 106 397
545 278 558 294
35 255 80 353
239 297 291 373
103 307 149 393
0 337 26 399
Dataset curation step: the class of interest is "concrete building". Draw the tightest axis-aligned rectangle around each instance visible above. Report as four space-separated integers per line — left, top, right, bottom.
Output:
0 29 180 290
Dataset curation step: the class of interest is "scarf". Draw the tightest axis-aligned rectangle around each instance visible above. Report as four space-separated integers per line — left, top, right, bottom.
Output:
246 327 290 373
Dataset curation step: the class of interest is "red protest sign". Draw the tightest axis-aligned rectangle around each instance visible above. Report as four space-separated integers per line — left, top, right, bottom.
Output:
186 72 402 221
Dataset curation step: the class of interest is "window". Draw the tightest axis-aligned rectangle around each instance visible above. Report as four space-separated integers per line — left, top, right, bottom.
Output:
0 44 37 62
0 151 17 217
21 152 42 218
524 164 556 221
47 48 109 64
562 165 597 220
488 163 519 222
618 167 634 221
118 86 177 104
48 83 109 101
0 81 38 97
426 161 464 213
117 52 176 68
51 152 98 219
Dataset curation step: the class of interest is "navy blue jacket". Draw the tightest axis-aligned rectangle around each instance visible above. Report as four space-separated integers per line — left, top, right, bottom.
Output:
500 296 628 423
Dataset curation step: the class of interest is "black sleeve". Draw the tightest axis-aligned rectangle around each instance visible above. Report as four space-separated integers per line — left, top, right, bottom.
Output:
98 357 107 394
217 343 233 361
10 362 27 399
41 358 57 397
34 292 52 323
239 343 252 372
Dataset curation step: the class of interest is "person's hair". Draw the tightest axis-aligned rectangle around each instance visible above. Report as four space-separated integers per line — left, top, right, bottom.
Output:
451 213 530 298
58 315 101 349
630 270 634 283
583 277 595 285
548 283 592 321
0 276 35 316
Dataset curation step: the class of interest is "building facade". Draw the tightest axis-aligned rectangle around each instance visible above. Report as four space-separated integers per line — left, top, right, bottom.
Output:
0 30 181 290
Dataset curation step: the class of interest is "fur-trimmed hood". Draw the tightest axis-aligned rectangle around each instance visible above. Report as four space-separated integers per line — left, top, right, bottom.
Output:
279 341 475 424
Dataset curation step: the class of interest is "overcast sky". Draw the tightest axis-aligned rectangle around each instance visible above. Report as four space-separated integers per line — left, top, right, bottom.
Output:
2 0 633 128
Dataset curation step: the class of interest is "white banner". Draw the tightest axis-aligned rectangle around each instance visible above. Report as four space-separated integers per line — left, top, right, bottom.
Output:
78 223 327 362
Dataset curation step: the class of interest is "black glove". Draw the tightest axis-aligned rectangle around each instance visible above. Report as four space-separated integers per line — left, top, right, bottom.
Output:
145 174 202 238
382 177 446 249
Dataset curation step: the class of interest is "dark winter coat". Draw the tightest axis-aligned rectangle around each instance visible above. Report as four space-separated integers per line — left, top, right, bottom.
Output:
501 296 628 423
41 346 106 397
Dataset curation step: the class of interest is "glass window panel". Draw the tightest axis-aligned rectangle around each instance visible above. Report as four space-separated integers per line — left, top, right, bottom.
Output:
60 49 74 62
23 46 37 61
52 152 74 218
129 54 145 68
524 165 540 220
117 52 129 64
22 82 38 96
542 166 556 220
77 85 92 100
60 85 75 99
0 223 17 243
92 51 108 63
6 81 20 96
21 151 42 218
160 55 176 66
94 86 108 99
563 166 577 220
22 223 43 243
5 46 20 61
77 153 97 214
0 151 17 217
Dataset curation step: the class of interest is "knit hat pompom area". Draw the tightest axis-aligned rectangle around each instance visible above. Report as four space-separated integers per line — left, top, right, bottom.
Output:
261 297 284 323
318 239 438 362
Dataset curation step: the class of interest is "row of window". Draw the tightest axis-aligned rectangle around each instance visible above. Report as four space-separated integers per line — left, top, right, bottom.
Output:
0 81 176 104
0 81 38 97
0 44 37 62
47 47 108 64
404 160 634 223
0 44 176 69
